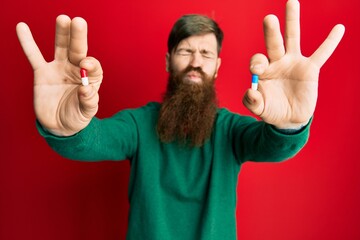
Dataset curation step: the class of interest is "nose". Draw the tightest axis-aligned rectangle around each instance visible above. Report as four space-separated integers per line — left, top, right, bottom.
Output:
189 52 203 68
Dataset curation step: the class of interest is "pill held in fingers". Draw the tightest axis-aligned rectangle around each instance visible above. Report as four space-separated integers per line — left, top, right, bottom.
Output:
251 74 258 90
80 68 89 86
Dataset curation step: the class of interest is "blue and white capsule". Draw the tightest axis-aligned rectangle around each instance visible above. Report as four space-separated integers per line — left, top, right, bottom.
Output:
251 74 259 90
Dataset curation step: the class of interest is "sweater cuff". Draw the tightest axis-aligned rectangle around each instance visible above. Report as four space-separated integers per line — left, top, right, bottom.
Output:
35 119 99 158
271 117 313 135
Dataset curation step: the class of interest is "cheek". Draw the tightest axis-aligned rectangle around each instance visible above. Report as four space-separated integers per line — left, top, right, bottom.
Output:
170 57 190 72
170 62 181 72
203 62 218 76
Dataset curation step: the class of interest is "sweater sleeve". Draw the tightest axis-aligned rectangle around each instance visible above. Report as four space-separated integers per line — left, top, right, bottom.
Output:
227 112 311 163
37 110 138 162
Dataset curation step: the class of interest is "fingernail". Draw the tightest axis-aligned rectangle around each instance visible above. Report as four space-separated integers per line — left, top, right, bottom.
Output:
250 64 264 70
83 61 93 67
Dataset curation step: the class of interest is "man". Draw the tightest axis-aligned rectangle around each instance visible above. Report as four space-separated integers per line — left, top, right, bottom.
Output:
16 0 344 239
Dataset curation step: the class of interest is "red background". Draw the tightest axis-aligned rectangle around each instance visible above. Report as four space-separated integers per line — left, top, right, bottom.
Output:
1 0 359 239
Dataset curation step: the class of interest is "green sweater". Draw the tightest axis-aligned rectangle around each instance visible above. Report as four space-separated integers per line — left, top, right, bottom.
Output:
38 102 310 240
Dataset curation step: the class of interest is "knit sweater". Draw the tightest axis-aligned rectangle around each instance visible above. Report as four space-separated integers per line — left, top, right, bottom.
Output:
38 102 310 240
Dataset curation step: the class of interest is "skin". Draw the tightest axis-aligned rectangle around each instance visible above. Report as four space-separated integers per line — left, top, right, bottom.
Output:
244 0 345 129
16 15 102 136
166 33 221 84
16 0 345 136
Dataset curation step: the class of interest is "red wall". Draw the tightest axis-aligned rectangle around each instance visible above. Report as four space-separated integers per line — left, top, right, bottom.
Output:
1 0 359 239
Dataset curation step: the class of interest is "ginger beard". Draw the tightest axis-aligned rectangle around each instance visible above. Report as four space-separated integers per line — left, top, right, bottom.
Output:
157 65 218 147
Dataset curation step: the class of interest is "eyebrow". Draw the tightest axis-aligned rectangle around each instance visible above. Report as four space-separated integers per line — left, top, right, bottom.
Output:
175 47 216 56
175 47 193 53
200 49 216 56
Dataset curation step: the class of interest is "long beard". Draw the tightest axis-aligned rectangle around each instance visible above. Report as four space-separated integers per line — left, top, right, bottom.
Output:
157 66 218 147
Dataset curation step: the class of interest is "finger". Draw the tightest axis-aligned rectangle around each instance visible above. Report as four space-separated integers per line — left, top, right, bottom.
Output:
242 89 264 117
285 0 301 53
310 24 345 68
263 15 285 62
250 53 269 76
69 17 88 66
16 22 46 70
54 15 71 61
79 57 103 78
78 85 99 119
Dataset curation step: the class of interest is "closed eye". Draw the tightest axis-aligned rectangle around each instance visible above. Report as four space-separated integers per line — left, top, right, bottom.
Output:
200 49 215 59
176 48 193 56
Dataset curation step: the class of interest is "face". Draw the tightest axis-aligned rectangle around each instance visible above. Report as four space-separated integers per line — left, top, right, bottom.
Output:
166 33 221 84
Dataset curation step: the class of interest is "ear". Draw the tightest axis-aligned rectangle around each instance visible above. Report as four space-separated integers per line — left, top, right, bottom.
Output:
165 53 170 72
214 57 222 78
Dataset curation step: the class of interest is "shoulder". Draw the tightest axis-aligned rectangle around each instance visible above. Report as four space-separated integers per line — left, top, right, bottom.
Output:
107 102 160 129
112 102 160 117
214 107 261 138
216 107 256 126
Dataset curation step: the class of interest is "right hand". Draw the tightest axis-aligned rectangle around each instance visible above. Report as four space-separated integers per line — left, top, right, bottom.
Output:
16 15 103 136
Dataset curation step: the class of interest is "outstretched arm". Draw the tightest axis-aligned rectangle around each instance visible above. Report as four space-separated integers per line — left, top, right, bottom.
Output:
16 15 103 136
243 0 345 129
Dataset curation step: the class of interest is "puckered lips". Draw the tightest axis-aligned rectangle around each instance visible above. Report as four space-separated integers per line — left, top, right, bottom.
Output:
184 70 202 84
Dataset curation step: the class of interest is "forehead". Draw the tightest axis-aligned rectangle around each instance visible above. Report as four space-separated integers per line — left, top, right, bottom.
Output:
176 33 218 50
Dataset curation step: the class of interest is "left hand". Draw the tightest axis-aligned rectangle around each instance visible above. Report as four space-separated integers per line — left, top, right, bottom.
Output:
242 0 345 129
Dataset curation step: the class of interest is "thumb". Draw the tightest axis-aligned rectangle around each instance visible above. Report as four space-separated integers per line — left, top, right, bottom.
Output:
242 89 264 117
78 85 99 119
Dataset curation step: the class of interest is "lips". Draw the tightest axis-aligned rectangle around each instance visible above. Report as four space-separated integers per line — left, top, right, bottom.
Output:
185 71 202 83
187 71 201 78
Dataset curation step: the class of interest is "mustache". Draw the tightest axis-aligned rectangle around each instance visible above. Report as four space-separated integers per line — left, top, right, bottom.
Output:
170 65 207 80
183 66 206 78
